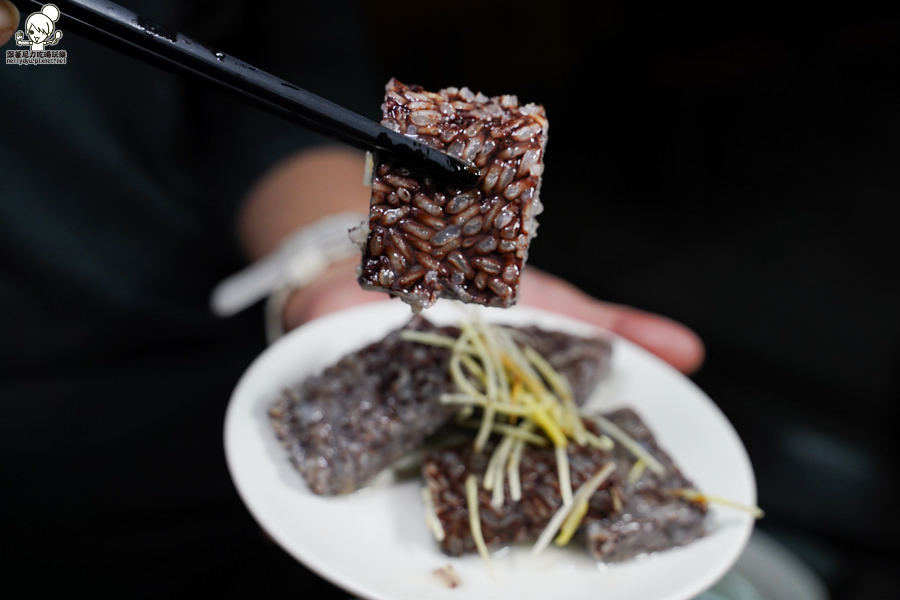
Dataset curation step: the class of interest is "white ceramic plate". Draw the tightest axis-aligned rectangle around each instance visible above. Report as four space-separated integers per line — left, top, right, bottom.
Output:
225 301 757 600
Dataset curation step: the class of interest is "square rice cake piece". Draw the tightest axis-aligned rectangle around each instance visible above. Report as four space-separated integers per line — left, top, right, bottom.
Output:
356 78 548 310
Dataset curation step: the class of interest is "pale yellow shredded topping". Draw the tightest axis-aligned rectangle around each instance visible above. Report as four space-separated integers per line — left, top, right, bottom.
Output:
671 488 765 519
404 313 759 566
627 458 647 484
591 413 666 476
465 474 493 571
506 437 526 502
555 444 573 507
532 463 616 557
422 487 445 542
555 496 590 547
407 315 633 563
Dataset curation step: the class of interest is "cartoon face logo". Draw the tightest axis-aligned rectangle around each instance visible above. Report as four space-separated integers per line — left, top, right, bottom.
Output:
15 4 63 51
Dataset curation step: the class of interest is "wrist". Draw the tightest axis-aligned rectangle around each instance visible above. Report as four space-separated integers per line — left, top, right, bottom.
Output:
211 212 367 341
275 257 361 334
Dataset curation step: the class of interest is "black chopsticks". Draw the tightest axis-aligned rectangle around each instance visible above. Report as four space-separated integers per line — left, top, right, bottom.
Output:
12 0 480 186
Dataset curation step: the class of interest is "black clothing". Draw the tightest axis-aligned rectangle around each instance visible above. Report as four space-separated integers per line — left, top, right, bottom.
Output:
1 1 378 595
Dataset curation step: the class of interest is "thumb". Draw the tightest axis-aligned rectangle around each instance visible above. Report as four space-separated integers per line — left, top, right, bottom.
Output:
0 0 20 47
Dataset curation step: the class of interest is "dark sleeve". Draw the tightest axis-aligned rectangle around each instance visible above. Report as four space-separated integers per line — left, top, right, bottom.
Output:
176 0 384 242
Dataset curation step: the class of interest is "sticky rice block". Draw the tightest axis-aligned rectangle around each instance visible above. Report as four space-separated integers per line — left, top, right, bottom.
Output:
422 409 708 560
356 79 548 310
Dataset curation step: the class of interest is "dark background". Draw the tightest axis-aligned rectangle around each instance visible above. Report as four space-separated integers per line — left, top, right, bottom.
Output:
363 1 900 598
3 1 898 597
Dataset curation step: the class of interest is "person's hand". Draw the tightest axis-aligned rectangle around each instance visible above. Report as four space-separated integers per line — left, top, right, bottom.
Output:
282 262 705 375
241 148 704 374
518 269 705 374
0 0 19 47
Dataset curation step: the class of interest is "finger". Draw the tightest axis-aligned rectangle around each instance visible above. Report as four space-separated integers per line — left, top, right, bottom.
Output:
0 0 20 47
281 262 705 375
519 269 706 375
603 306 706 375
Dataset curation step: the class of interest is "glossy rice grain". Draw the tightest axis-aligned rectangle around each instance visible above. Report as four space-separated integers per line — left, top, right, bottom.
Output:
357 79 549 310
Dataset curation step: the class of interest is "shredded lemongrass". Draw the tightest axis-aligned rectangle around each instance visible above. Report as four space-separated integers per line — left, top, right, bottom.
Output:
454 419 549 445
422 487 445 541
483 435 512 491
398 329 457 348
479 320 512 406
439 392 482 405
460 354 486 384
489 422 549 445
591 413 666 476
457 322 504 454
627 458 647 484
671 488 765 519
554 497 589 547
611 486 623 513
495 329 548 396
523 345 587 445
507 437 526 502
489 437 516 507
516 392 568 447
531 462 616 557
555 445 573 506
461 321 498 399
465 474 493 570
584 430 615 451
440 394 535 417
457 404 474 421
449 331 485 402
401 313 658 567
474 406 497 454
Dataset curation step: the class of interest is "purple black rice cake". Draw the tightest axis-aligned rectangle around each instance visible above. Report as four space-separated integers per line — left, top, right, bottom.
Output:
355 79 549 311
